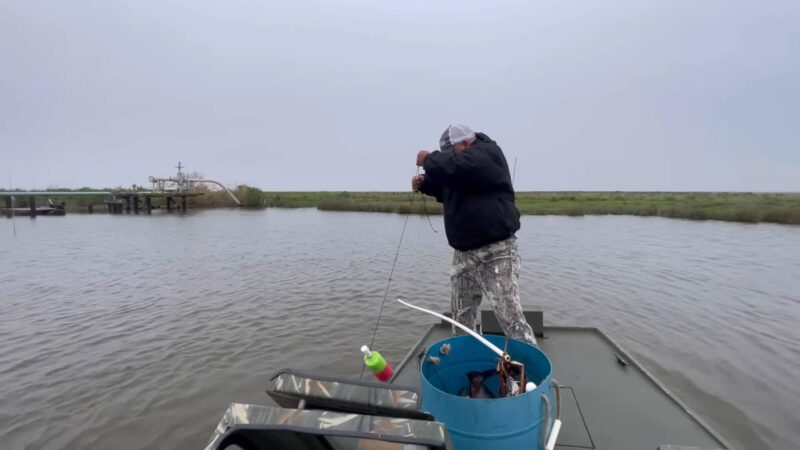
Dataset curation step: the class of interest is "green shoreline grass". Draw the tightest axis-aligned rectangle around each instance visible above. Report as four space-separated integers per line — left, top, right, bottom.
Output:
247 190 800 225
11 188 800 225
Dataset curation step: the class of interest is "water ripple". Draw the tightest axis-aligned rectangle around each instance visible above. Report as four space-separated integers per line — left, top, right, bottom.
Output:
1 210 799 449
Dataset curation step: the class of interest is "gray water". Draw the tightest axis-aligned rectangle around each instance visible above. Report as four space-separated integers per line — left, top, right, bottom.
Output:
1 209 798 450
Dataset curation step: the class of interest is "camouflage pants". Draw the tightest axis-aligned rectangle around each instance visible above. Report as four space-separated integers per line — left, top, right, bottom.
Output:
451 236 537 346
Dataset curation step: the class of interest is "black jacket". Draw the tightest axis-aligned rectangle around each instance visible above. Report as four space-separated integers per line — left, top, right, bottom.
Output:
420 132 520 251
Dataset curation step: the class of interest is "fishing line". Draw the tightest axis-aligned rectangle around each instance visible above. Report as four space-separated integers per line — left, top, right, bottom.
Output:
512 156 518 186
419 190 438 234
415 166 439 233
359 168 442 379
360 189 417 379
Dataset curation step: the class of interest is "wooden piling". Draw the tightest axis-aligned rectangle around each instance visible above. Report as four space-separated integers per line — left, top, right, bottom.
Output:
181 196 187 211
124 196 131 214
166 196 173 212
29 196 36 218
88 204 94 214
145 196 152 214
133 196 140 214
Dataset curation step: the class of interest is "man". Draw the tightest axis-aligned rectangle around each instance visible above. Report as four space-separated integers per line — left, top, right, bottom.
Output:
412 124 537 346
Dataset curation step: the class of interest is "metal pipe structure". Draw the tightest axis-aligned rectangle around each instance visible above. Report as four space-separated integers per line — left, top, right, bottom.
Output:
196 179 241 206
148 176 241 206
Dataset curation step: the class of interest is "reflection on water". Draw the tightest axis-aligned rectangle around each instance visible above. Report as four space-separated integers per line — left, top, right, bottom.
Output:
1 209 798 449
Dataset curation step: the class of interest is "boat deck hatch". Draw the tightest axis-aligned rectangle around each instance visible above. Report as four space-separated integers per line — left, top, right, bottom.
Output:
556 386 594 448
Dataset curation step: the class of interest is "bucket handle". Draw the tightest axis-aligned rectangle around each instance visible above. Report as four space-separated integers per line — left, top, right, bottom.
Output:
553 379 561 420
540 380 563 450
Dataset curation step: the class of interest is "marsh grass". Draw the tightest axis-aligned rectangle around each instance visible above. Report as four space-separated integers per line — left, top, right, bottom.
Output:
512 192 800 224
255 190 800 225
159 190 800 224
30 187 800 224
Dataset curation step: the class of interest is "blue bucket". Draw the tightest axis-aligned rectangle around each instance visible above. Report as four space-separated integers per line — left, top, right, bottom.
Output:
420 334 555 450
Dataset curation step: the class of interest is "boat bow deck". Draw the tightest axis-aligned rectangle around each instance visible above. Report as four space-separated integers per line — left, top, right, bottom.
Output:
390 310 731 450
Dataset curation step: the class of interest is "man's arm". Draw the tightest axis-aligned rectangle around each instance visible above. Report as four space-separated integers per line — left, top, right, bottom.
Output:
423 149 507 190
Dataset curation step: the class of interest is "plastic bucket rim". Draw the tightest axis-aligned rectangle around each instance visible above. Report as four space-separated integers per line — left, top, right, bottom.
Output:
420 334 553 400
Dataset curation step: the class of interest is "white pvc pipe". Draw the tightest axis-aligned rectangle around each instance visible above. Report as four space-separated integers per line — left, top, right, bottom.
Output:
197 179 242 206
396 299 505 358
545 419 562 450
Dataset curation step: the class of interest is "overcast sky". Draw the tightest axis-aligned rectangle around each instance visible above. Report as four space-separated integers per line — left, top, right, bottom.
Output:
1 0 798 191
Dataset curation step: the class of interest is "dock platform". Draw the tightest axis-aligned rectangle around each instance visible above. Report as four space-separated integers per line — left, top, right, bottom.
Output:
105 192 204 214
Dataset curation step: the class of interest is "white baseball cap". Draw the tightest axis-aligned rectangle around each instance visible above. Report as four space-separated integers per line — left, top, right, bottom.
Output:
439 124 476 152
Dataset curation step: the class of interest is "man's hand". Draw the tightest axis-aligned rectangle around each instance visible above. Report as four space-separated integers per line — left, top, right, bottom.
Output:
411 174 425 192
416 150 430 167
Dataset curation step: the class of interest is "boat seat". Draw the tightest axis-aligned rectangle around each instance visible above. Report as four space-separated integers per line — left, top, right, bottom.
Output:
266 369 433 420
206 403 452 450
